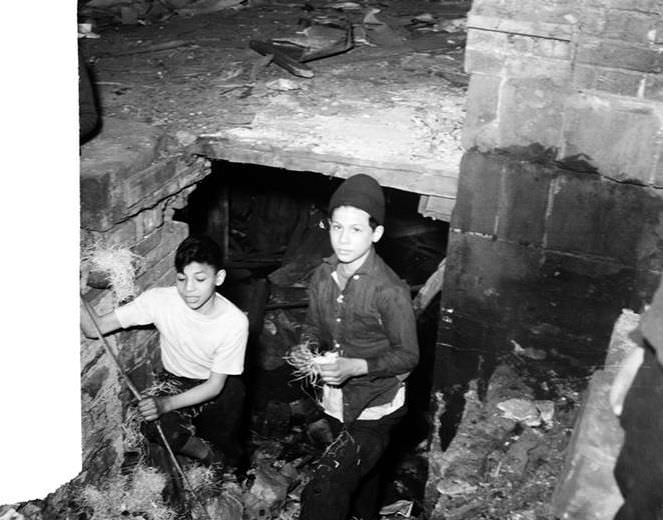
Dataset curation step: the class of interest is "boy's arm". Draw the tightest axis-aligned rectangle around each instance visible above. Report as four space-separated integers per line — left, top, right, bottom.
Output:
139 371 227 421
300 278 323 348
365 284 419 377
80 300 123 338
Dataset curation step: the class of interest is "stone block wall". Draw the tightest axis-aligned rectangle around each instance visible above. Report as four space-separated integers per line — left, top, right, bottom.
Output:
464 0 663 186
426 0 663 514
435 0 663 395
440 150 662 368
79 118 210 483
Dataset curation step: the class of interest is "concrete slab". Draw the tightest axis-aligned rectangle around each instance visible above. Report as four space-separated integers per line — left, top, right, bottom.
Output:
79 0 470 206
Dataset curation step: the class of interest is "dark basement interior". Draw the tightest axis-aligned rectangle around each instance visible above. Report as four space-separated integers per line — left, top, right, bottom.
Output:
4 0 663 519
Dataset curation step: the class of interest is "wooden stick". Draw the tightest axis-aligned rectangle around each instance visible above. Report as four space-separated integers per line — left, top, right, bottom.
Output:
249 40 314 78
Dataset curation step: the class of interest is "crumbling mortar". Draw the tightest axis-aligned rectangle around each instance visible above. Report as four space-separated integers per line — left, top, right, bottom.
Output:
123 176 203 224
82 156 210 234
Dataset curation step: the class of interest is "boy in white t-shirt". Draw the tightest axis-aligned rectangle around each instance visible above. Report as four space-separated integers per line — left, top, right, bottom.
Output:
81 235 249 468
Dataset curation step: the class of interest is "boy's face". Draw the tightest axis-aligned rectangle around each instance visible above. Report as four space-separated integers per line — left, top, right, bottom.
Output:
176 261 225 314
329 205 384 269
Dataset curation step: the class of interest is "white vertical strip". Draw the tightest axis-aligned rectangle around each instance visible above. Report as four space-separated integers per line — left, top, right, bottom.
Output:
0 2 82 504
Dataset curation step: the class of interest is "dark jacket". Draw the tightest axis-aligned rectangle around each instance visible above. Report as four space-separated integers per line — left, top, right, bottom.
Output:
302 247 419 424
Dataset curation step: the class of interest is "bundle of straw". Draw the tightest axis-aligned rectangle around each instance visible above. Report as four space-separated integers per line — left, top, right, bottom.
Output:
283 342 337 387
81 465 176 520
81 242 144 304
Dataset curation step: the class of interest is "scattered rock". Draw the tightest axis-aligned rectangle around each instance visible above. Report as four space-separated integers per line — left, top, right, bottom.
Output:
175 130 197 147
0 508 23 520
245 461 294 518
436 479 478 497
266 79 302 91
497 398 542 427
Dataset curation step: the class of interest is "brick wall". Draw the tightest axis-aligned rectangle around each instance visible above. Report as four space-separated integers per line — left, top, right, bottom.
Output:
79 118 210 482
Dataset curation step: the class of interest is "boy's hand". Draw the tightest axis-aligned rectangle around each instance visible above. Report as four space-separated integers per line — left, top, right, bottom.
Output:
138 396 168 422
317 357 368 386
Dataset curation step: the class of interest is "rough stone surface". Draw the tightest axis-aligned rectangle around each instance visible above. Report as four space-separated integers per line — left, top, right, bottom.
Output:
573 65 646 98
80 118 166 229
497 161 551 245
80 143 192 487
586 0 661 11
81 366 110 400
470 0 580 25
80 122 209 231
561 94 662 185
592 9 657 44
551 310 640 520
498 77 568 150
440 231 639 363
545 172 663 265
437 142 662 517
452 151 663 278
426 363 579 519
576 40 663 74
463 1 663 186
81 1 471 208
461 74 501 150
645 73 663 102
79 350 127 482
451 151 502 235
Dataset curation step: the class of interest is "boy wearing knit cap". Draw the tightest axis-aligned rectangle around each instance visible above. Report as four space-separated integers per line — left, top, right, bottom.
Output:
291 174 419 520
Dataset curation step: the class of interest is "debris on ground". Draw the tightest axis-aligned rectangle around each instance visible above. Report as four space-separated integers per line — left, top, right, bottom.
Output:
80 0 247 26
426 358 588 519
266 78 302 91
496 398 555 428
81 464 176 520
380 498 414 518
0 508 22 520
78 23 101 39
250 18 354 78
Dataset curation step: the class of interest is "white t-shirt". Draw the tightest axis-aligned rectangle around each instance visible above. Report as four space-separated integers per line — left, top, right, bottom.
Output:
115 287 248 380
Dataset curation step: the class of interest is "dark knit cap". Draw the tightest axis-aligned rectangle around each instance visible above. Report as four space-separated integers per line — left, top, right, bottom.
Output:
328 174 385 225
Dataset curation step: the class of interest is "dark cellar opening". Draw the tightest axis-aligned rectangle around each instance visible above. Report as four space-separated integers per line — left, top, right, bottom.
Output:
173 160 450 514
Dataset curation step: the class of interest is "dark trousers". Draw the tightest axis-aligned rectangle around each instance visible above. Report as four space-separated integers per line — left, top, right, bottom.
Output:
142 371 246 466
614 346 663 520
300 406 406 520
